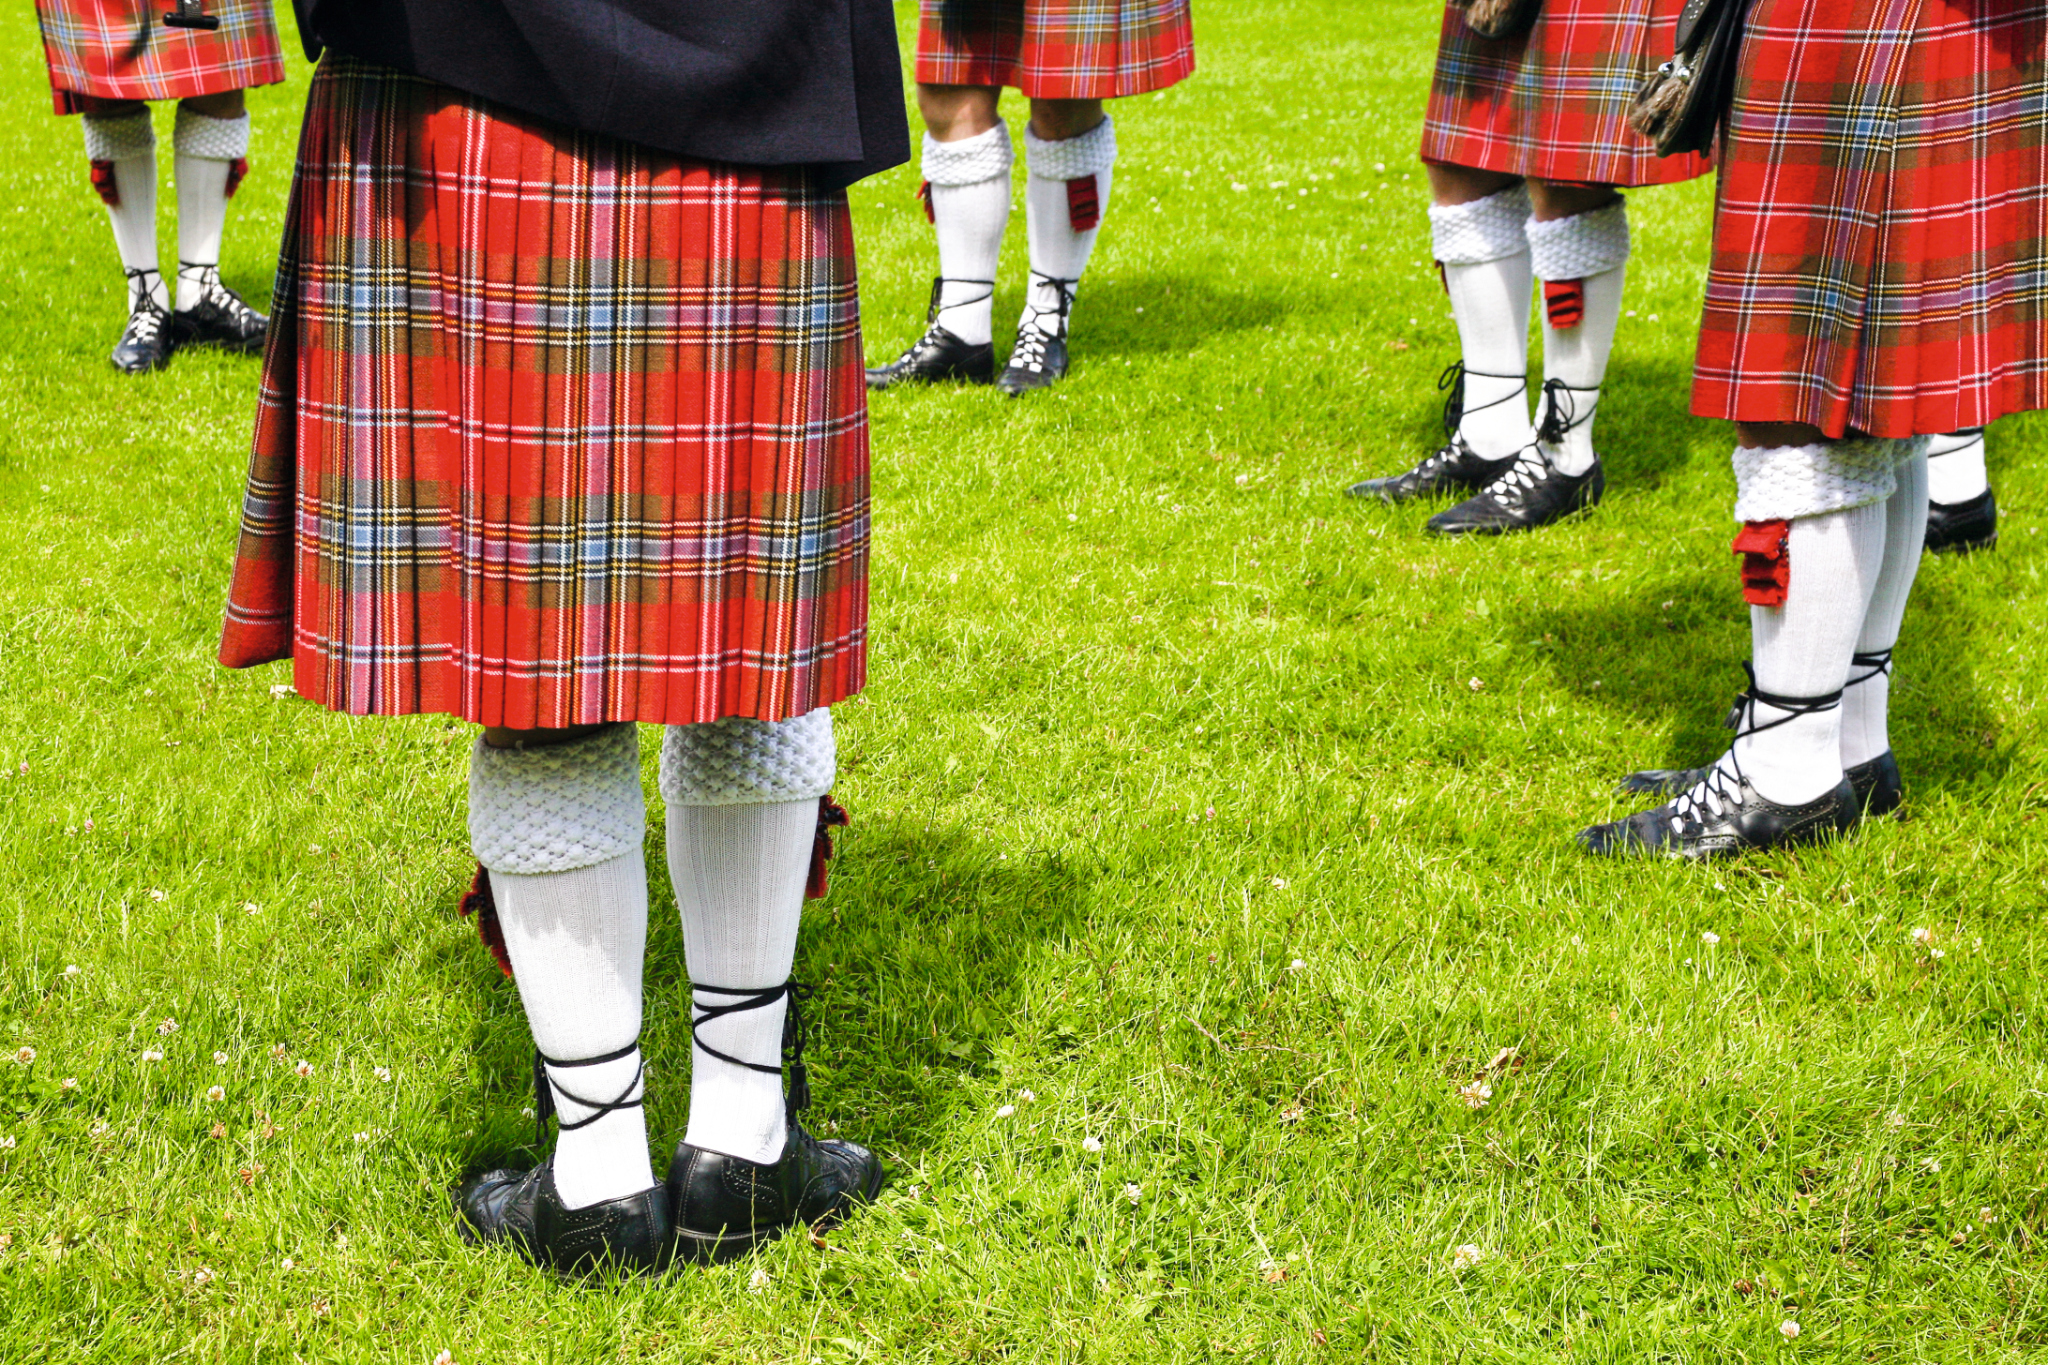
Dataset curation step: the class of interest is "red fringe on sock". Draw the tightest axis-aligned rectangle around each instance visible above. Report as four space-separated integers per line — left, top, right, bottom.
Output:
806 795 851 900
457 863 515 979
1732 519 1792 607
89 159 119 208
226 157 248 199
1066 175 1100 232
919 179 934 223
1544 279 1585 330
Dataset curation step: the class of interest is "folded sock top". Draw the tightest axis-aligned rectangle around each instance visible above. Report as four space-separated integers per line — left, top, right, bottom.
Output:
1526 199 1630 281
1023 116 1117 180
1731 438 1927 523
82 110 155 161
1429 183 1532 266
467 723 645 875
922 122 1013 186
172 106 250 161
659 710 836 807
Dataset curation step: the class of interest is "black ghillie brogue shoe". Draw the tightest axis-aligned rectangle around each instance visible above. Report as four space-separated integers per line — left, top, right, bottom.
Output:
1924 488 1998 555
111 269 175 374
1345 361 1523 502
167 263 268 354
1582 671 1857 859
865 277 996 390
454 1040 671 1275
666 981 884 1263
1426 443 1603 536
1620 653 1905 819
996 272 1077 396
457 1162 672 1276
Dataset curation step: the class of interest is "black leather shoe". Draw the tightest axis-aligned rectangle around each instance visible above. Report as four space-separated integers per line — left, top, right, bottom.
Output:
996 326 1068 395
1345 438 1516 503
457 1162 672 1275
1580 771 1855 859
1924 488 1998 555
1620 750 1902 819
1427 447 1603 535
166 266 268 354
667 1118 884 1263
866 276 996 390
111 272 175 374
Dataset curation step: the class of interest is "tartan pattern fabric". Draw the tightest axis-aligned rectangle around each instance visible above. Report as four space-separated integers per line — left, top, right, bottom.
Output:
219 57 871 729
915 0 1195 99
1693 0 2048 438
1420 0 1709 187
36 0 283 114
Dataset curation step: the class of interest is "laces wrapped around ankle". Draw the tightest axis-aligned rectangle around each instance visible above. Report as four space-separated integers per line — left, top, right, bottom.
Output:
1536 377 1601 445
1849 649 1892 686
531 1039 645 1149
1671 664 1842 830
924 273 994 323
690 979 816 1119
123 267 167 336
1012 272 1077 373
1439 359 1528 441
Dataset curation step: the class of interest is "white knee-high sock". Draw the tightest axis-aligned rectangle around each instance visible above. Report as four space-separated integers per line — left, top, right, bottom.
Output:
1734 503 1887 804
1925 429 1988 504
83 111 166 312
924 124 1011 347
491 854 655 1209
1528 201 1629 477
1843 448 1929 768
467 726 655 1210
1019 117 1117 341
172 105 249 312
668 799 818 1165
1430 185 1535 460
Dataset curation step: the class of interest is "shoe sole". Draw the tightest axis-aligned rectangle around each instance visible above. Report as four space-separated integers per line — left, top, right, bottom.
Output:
671 1159 887 1265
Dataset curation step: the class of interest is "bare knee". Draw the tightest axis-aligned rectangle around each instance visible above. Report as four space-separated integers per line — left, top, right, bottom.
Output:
482 723 612 751
917 84 1002 141
179 89 246 120
1527 178 1622 222
1027 98 1106 142
1425 161 1522 208
1737 422 1830 450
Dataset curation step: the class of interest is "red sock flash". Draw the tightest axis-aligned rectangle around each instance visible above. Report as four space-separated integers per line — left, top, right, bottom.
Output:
1544 279 1585 329
89 159 119 208
1732 520 1792 606
1066 174 1100 232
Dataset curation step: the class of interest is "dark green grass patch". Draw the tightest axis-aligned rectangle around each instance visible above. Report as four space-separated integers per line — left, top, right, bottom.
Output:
1 2 2045 1360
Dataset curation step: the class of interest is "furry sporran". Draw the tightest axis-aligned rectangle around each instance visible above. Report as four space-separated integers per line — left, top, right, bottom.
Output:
1449 0 1543 41
1629 0 1753 157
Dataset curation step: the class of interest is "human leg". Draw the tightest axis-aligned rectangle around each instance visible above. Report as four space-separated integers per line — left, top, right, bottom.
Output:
998 97 1113 394
1923 428 1998 554
169 91 267 351
80 100 170 373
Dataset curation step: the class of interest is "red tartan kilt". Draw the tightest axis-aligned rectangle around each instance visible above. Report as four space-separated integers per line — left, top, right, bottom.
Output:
35 0 284 113
218 57 871 729
915 0 1194 99
1420 0 1708 188
1693 0 2048 437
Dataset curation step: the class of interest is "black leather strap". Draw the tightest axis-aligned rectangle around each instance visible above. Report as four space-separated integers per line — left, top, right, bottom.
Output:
1440 360 1528 441
1849 649 1893 687
532 1039 644 1148
926 274 995 322
690 978 815 1118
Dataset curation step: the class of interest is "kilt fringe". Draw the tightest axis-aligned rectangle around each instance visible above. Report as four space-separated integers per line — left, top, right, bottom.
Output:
917 0 1195 99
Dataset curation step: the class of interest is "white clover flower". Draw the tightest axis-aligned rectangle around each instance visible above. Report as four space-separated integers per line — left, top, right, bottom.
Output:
63 965 80 978
353 1131 372 1143
433 1353 455 1365
747 1266 771 1293
1082 1136 1103 1153
281 1258 295 1271
148 889 166 902
1779 1320 1800 1340
520 1107 536 1121
60 1077 77 1091
205 1086 225 1102
192 1267 215 1286
244 903 261 914
1930 948 1947 960
1450 1243 1484 1271
995 1104 1016 1118
1468 677 1485 691
1459 1080 1493 1110
1288 958 1306 972
88 1121 108 1138
1272 877 1289 889
1123 1183 1142 1204
269 684 295 699
1981 1206 1997 1224
141 1049 164 1063
213 1051 229 1066
1911 927 1931 944
0 1136 15 1150
14 1047 34 1064
1017 1089 1035 1102
157 1018 178 1035
374 1066 392 1083
1701 931 1720 946
294 1060 314 1078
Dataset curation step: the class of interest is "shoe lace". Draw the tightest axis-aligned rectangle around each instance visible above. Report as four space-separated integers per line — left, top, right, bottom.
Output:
1535 378 1601 446
1439 360 1528 442
123 268 167 339
1668 665 1843 832
1848 649 1892 687
1478 442 1553 508
531 1039 646 1150
1011 272 1077 373
690 978 816 1121
177 261 253 319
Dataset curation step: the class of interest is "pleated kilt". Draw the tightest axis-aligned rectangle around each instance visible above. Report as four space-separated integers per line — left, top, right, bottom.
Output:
35 0 284 114
1420 0 1709 187
218 57 872 729
1693 0 2048 438
915 0 1195 99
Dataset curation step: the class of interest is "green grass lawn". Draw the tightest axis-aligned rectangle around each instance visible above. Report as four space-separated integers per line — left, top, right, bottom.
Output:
3 2 2047 1360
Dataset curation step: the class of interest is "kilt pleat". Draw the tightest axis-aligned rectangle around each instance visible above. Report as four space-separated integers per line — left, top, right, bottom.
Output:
219 57 871 728
1693 0 2048 437
1420 0 1709 187
915 0 1195 99
36 0 283 112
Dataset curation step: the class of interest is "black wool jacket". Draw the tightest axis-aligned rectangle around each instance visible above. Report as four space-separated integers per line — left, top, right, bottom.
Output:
292 0 910 188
